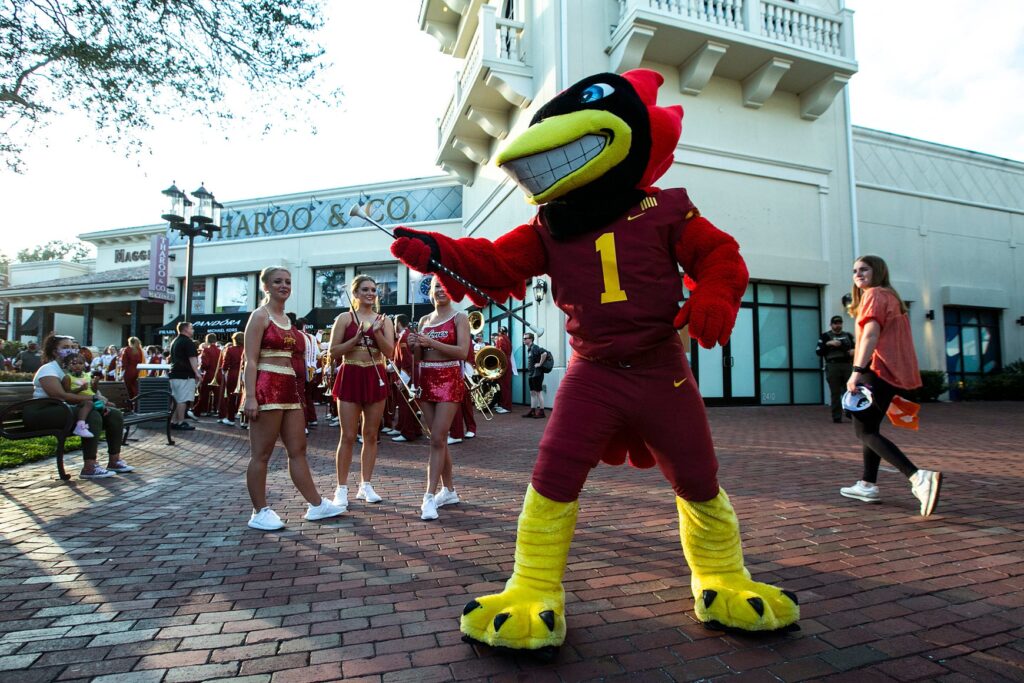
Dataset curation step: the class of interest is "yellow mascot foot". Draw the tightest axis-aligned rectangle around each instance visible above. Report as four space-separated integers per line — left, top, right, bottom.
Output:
460 485 578 655
678 489 799 632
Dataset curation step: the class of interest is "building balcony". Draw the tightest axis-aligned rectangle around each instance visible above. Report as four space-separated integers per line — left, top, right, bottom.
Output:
423 3 533 184
609 0 858 120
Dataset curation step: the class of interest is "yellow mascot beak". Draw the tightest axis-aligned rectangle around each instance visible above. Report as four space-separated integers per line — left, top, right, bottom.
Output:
496 110 632 205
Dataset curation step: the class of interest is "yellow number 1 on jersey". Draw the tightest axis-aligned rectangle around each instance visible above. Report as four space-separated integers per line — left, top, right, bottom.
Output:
595 232 628 303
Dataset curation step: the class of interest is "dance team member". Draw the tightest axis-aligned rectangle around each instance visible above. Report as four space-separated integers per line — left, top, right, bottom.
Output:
840 255 942 515
409 277 469 520
392 69 798 652
243 266 344 531
329 275 395 509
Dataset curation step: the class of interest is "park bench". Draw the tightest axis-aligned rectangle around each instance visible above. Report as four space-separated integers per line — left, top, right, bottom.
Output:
0 381 175 481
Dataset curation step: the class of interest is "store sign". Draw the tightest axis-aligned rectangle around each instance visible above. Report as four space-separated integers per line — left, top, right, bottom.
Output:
142 235 173 302
165 185 462 246
115 248 149 263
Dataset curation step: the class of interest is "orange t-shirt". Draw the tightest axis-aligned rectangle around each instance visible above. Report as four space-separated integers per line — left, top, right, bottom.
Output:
856 287 921 390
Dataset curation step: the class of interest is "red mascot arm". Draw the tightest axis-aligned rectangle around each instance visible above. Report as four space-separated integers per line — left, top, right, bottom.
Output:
672 216 749 349
391 223 546 306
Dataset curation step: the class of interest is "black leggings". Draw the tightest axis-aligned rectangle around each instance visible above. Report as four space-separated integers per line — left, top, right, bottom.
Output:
853 373 918 483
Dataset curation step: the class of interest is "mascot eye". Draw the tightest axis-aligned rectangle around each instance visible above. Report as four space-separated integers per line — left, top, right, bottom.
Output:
579 83 615 104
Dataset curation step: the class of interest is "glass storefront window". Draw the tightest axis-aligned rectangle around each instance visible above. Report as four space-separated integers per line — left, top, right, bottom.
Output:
944 305 1002 398
215 275 248 313
314 267 350 308
355 265 398 306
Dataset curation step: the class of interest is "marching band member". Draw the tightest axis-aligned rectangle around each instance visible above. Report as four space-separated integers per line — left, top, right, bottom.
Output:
120 337 144 399
389 314 423 443
197 333 221 416
243 266 344 531
328 275 396 510
217 332 244 426
295 317 320 428
492 327 513 414
409 277 470 520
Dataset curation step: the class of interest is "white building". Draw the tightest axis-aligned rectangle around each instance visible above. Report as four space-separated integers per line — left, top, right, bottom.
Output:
3 0 1021 406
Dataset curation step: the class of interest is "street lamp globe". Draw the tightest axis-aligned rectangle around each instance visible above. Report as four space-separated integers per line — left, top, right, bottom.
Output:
191 184 214 224
160 183 186 224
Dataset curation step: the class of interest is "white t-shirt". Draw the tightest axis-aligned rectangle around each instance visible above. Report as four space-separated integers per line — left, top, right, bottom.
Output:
32 361 65 399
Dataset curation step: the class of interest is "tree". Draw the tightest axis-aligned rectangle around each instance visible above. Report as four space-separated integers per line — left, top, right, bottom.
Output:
1 1 335 172
16 239 92 262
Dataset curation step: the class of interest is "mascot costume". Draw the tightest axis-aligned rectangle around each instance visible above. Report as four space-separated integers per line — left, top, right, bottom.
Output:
391 68 799 655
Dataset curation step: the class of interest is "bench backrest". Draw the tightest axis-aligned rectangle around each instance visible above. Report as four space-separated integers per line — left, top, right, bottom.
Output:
0 382 36 412
97 381 131 411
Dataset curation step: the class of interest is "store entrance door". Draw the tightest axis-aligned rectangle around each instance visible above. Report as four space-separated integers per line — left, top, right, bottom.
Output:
691 306 757 406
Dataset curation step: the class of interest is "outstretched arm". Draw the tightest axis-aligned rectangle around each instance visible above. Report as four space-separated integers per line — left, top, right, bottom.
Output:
391 223 547 306
673 216 749 349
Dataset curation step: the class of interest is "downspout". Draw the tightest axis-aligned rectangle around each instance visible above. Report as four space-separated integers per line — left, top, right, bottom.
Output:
559 0 568 90
844 87 859 258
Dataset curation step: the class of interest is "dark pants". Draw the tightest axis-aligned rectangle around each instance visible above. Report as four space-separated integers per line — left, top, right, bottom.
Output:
23 402 123 462
826 361 852 420
853 373 918 483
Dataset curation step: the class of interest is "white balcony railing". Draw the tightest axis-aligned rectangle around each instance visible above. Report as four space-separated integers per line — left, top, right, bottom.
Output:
617 0 851 58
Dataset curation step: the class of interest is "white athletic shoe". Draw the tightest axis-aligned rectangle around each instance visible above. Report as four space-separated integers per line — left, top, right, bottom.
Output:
839 480 881 503
494 407 510 414
305 497 345 521
464 431 475 439
447 436 462 445
248 507 284 530
420 492 439 521
391 435 408 442
356 482 382 503
911 469 942 516
332 485 349 511
435 486 460 507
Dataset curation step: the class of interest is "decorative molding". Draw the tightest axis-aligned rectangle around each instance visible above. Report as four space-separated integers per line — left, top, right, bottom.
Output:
442 0 468 14
677 41 727 96
856 182 1024 217
799 72 849 121
452 135 491 165
422 20 456 51
467 106 509 140
677 142 831 189
441 159 476 186
742 57 792 109
484 70 532 108
606 21 656 74
940 285 1009 309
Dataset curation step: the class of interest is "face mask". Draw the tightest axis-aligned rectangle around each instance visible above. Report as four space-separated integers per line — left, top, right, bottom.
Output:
57 348 77 359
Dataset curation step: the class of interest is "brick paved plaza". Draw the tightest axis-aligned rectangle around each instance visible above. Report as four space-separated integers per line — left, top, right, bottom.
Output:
0 401 1021 682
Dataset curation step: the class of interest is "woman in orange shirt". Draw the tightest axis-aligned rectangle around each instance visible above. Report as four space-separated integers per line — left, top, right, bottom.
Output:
839 255 941 516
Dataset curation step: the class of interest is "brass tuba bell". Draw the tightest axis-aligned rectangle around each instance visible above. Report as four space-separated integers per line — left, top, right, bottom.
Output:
467 310 485 336
473 345 507 381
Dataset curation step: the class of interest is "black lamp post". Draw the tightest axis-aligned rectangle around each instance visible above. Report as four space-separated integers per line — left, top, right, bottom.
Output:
161 182 223 323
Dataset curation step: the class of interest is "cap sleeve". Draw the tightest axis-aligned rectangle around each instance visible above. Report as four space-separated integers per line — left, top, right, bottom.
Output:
857 288 894 330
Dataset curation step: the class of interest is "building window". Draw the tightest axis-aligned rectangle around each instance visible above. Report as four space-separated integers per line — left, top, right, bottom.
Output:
355 264 399 306
314 267 350 308
214 275 249 313
756 283 822 405
945 307 1001 393
179 278 206 316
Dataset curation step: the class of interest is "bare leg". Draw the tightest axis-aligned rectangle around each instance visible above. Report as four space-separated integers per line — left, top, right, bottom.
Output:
441 444 454 490
359 399 386 483
279 409 321 505
336 400 361 487
422 401 459 494
246 409 284 510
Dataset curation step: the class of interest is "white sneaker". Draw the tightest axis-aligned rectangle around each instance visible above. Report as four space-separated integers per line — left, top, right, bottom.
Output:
305 497 345 521
420 492 438 520
73 422 94 438
356 482 382 503
447 436 462 445
187 410 198 420
328 418 340 427
383 428 400 436
840 481 881 503
494 407 510 414
80 465 115 479
911 469 942 516
248 507 284 530
332 485 349 511
464 431 475 439
219 418 235 426
391 435 408 442
435 487 460 507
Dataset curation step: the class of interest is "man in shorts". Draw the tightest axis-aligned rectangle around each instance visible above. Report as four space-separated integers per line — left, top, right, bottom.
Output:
168 322 202 430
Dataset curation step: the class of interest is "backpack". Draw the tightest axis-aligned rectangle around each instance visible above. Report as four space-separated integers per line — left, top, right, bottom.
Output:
540 353 553 373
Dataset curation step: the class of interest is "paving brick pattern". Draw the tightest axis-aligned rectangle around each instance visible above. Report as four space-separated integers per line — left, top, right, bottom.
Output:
0 401 1021 681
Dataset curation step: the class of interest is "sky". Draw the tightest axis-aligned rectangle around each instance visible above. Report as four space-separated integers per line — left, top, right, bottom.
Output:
1 0 1022 260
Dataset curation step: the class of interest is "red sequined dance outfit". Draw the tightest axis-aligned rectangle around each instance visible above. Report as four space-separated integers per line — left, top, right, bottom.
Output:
332 314 388 404
256 319 305 411
418 313 466 404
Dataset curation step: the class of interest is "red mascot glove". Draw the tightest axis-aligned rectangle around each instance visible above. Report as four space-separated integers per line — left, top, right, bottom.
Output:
390 227 441 273
674 294 738 349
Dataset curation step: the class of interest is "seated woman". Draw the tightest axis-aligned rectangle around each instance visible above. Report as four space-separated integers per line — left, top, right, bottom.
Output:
26 333 134 479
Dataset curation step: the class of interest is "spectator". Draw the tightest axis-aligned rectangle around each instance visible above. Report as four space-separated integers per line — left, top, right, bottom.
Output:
522 332 550 418
168 322 202 430
24 332 134 478
817 315 855 423
14 341 42 374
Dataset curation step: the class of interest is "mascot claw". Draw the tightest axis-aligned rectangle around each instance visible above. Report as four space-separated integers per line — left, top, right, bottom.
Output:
694 576 799 632
460 588 565 651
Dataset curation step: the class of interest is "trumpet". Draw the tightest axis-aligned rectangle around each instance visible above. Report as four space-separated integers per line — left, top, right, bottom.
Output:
465 345 507 420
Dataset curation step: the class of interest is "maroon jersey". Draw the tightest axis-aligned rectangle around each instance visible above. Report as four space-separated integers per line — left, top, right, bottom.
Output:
200 345 220 375
534 188 694 361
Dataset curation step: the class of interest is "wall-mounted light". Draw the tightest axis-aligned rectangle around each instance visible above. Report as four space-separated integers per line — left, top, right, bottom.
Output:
533 278 548 303
841 293 852 308
925 309 935 321
1016 316 1024 326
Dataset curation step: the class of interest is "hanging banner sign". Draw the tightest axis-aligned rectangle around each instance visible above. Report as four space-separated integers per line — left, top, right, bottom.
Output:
143 234 173 302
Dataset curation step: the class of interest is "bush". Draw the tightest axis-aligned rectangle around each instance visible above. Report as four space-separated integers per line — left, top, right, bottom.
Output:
0 371 34 382
1 340 25 359
972 360 1024 401
904 370 947 403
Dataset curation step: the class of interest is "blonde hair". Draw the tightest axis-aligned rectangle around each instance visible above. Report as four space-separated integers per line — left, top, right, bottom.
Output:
127 336 144 361
259 266 291 303
349 274 380 313
847 255 909 318
231 332 244 346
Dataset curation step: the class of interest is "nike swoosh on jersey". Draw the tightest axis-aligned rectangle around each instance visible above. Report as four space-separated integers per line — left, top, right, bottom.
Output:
627 213 645 221
673 378 687 387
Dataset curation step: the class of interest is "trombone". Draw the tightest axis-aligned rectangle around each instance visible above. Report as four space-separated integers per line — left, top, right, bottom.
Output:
385 356 431 436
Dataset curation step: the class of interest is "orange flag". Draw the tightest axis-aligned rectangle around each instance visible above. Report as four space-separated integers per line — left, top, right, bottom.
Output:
886 395 920 430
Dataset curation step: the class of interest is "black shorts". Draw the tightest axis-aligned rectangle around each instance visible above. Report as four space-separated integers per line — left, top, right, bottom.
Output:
528 374 544 391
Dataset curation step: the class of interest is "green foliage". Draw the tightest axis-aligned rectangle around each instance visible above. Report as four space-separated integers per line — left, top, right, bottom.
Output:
1 0 336 172
971 361 1024 401
1 340 25 358
0 371 35 382
0 436 82 469
903 370 948 403
16 239 93 263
